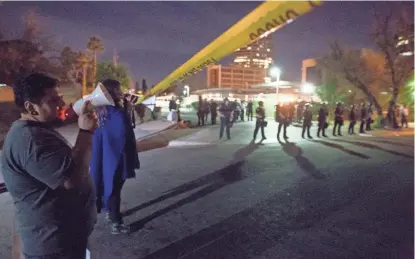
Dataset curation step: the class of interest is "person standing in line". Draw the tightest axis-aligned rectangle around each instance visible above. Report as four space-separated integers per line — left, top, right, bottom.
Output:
197 96 205 126
365 103 373 131
90 79 140 235
240 100 246 121
359 103 367 134
246 100 253 121
317 102 328 137
348 105 357 135
203 99 210 123
401 105 409 128
301 103 313 139
210 99 218 125
276 103 289 140
2 73 97 259
332 102 344 136
218 98 233 140
253 101 266 141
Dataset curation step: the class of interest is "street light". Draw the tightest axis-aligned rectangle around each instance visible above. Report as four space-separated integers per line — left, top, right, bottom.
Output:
269 66 281 104
301 83 315 94
183 85 190 97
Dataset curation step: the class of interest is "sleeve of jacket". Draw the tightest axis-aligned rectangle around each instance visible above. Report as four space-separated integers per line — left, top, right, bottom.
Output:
89 127 103 213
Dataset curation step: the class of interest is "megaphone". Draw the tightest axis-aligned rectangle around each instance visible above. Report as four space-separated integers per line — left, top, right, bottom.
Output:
73 83 115 115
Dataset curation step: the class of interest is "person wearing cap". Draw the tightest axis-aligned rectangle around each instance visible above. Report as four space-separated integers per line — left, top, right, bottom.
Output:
332 102 344 136
218 98 233 140
253 100 267 141
317 102 328 137
302 103 313 139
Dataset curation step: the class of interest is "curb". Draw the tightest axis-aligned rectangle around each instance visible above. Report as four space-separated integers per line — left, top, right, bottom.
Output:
136 122 178 141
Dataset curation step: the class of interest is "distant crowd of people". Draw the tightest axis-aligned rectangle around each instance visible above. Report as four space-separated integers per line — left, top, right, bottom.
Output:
185 97 411 142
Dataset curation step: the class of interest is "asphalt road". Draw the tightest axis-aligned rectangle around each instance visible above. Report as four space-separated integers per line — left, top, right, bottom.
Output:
0 121 413 259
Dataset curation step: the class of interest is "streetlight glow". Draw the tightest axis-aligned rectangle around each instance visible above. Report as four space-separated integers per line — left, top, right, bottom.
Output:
301 83 315 94
269 67 281 79
269 66 282 104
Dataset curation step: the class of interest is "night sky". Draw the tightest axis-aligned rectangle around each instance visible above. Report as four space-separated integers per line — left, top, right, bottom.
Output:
1 1 413 85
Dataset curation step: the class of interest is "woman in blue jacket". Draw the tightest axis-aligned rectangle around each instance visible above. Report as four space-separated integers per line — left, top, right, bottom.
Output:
90 79 139 235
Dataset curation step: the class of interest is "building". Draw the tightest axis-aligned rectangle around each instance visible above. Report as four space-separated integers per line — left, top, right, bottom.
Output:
206 64 267 89
233 34 273 69
395 23 414 56
301 58 322 85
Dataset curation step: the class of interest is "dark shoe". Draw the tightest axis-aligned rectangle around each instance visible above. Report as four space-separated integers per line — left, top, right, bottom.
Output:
308 136 313 139
111 223 131 235
284 136 289 139
302 135 305 139
261 137 267 140
338 134 343 136
323 135 328 137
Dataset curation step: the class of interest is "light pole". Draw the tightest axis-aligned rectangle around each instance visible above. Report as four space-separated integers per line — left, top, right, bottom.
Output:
270 66 281 104
183 85 190 97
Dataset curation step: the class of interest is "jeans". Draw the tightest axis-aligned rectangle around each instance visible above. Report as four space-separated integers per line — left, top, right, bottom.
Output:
253 119 265 139
219 117 231 139
108 170 126 224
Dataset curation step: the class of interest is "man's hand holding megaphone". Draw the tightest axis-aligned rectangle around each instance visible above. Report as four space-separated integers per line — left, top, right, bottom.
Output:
78 100 98 133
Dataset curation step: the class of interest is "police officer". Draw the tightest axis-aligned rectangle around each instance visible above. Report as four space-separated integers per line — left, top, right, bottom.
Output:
348 105 356 135
218 98 233 140
253 101 266 141
332 102 344 136
210 99 218 125
246 101 253 121
302 103 313 139
276 103 289 140
317 102 328 137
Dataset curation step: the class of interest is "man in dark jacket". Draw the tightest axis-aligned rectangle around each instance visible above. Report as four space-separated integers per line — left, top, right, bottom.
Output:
317 102 328 137
219 98 233 140
253 101 266 140
348 105 357 135
197 96 205 126
302 103 313 139
332 102 344 136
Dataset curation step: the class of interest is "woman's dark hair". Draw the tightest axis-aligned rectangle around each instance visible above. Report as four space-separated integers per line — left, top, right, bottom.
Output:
101 78 130 117
13 73 59 112
102 79 122 104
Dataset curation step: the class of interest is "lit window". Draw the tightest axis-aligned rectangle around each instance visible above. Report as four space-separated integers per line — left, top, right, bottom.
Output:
256 53 259 56
247 47 251 50
267 48 270 52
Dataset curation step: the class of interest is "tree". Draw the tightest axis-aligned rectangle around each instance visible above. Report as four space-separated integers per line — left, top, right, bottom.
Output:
87 36 104 87
372 9 414 110
142 79 148 94
77 51 91 96
318 42 384 118
59 46 79 82
96 61 130 92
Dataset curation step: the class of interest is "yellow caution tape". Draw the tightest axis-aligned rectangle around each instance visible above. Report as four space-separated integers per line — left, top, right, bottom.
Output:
137 0 323 104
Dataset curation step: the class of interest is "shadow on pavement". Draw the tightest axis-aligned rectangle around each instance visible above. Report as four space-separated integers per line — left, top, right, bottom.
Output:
278 139 325 180
125 142 262 232
141 158 414 259
310 139 371 160
362 139 414 148
335 139 413 159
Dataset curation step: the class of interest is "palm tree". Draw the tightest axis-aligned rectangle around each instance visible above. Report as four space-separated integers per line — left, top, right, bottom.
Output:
87 36 104 87
77 51 91 96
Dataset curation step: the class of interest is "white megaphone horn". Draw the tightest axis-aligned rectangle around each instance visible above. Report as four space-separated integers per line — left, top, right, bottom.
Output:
73 82 115 115
141 95 156 112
